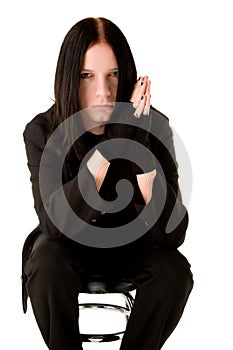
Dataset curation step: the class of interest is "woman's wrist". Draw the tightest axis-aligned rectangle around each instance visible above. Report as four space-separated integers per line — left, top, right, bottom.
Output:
87 149 110 176
136 169 157 204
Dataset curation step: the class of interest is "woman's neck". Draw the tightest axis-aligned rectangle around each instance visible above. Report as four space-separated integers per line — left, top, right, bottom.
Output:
88 125 105 135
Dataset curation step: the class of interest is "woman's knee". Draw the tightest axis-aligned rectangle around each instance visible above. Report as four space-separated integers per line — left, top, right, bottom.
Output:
146 249 194 299
161 250 194 296
24 234 77 280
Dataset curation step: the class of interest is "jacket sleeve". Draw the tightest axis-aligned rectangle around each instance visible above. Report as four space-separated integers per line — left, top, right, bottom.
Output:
23 120 109 241
134 110 189 249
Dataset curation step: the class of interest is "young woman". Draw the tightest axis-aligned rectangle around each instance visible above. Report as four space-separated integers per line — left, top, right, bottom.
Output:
22 17 193 350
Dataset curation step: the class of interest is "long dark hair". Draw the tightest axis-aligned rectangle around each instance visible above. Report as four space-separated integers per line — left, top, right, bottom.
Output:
52 17 137 132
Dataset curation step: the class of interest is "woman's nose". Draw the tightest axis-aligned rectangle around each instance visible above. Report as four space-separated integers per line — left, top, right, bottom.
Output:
96 77 111 97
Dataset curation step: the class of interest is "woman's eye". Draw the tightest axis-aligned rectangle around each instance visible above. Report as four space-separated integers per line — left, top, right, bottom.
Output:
80 73 92 79
110 71 119 77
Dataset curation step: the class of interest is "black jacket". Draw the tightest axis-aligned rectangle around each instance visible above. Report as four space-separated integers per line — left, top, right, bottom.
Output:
21 104 189 311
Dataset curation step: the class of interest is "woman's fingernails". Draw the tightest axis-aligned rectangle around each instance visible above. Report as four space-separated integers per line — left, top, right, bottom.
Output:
143 107 150 116
141 82 144 86
141 95 144 100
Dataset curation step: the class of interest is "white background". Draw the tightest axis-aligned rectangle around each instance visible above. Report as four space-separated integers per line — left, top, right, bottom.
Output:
1 0 232 349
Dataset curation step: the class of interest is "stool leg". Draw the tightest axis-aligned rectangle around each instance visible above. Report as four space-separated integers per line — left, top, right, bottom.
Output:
123 292 134 311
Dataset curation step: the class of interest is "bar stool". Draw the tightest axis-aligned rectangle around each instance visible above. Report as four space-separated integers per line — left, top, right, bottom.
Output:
79 275 135 343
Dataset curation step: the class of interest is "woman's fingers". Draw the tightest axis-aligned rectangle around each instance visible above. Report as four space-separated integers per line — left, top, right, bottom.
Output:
134 94 147 118
132 76 151 118
130 77 145 103
129 75 151 118
143 79 151 116
133 77 147 107
130 77 146 104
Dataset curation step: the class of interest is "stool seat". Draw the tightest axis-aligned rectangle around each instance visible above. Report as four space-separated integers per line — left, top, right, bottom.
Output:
81 274 136 294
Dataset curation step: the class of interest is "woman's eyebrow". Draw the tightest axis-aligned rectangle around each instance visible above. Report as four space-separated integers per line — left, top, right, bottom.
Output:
81 68 119 71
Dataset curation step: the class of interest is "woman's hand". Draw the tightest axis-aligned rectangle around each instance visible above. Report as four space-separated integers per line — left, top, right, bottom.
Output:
130 76 151 118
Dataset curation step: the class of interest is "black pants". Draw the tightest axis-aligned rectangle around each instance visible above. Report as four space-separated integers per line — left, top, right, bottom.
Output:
24 233 193 350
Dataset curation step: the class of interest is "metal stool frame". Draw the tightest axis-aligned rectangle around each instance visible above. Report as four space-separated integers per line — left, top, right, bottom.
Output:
79 291 135 342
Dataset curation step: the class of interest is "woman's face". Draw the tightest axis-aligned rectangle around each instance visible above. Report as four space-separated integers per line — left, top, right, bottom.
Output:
78 42 119 132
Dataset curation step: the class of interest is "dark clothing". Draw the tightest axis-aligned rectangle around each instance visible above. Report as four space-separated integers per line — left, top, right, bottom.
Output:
25 233 193 350
22 104 188 247
22 105 193 349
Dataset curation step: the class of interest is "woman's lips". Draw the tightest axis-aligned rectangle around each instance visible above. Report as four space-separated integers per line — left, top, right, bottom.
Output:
92 104 114 108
